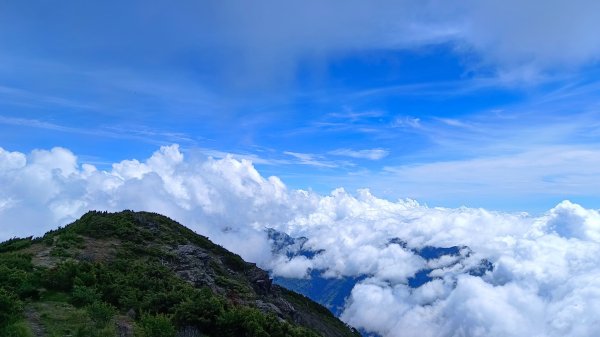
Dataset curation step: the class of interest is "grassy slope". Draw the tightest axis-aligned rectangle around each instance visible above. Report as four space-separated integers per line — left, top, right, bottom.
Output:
0 211 360 337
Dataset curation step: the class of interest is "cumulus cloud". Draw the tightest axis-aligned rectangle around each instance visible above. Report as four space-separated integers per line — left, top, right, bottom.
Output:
271 255 314 279
337 201 600 337
1 144 600 337
0 145 290 263
544 200 600 242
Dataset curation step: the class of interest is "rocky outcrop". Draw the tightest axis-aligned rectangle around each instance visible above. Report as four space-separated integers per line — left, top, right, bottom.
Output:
171 244 216 290
246 265 273 295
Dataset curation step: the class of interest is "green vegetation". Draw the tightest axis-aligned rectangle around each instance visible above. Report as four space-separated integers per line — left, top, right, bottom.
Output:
35 301 115 337
0 286 31 337
0 211 360 337
0 237 34 253
137 313 176 337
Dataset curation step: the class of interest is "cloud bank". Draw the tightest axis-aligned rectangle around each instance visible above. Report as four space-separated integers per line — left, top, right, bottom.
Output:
4 0 600 85
1 144 600 336
207 0 600 79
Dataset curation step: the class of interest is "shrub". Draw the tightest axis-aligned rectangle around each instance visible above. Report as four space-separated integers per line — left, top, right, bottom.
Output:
55 232 85 249
0 237 33 253
217 308 269 337
86 301 115 328
49 246 71 258
42 261 80 291
75 325 115 337
0 253 34 271
0 288 22 326
222 253 247 272
138 313 176 337
173 289 225 333
0 321 33 337
71 285 101 307
0 265 28 292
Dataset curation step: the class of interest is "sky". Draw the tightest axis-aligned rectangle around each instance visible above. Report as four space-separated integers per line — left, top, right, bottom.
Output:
2 0 600 212
2 3 600 336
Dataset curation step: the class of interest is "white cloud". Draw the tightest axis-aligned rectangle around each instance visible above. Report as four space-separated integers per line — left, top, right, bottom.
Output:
544 200 600 242
5 1 599 88
391 116 421 129
283 151 341 168
208 0 600 79
271 255 313 279
378 146 600 201
1 144 600 336
0 145 290 263
204 0 600 78
0 147 26 171
329 148 389 160
461 0 600 75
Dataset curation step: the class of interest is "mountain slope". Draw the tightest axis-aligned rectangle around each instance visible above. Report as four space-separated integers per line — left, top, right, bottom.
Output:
0 210 360 337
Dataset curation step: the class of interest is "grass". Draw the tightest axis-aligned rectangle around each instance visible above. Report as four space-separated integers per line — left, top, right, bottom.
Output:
34 301 116 337
39 290 72 303
2 320 34 337
36 302 89 336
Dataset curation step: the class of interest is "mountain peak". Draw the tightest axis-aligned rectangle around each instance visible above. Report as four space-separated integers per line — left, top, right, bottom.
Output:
0 210 360 337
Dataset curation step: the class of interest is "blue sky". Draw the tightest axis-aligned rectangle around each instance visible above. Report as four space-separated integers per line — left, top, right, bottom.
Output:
2 0 600 213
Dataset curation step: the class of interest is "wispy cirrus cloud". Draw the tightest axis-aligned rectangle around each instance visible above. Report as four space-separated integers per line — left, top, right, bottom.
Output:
0 85 99 111
0 115 198 146
391 116 422 129
383 146 600 196
283 151 346 168
305 144 598 213
329 148 389 160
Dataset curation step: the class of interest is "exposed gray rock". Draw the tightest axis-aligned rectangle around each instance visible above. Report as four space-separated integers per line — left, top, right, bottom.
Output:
255 299 283 317
170 244 216 290
126 308 136 320
246 265 272 295
116 320 134 337
176 326 202 337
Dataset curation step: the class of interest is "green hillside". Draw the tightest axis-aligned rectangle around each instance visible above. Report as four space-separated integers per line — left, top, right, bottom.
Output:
0 211 361 337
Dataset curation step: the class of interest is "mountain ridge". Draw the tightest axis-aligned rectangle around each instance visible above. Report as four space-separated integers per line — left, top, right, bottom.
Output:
0 210 360 337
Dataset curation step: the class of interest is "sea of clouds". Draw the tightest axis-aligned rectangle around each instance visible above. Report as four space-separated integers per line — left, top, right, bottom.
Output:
1 144 599 337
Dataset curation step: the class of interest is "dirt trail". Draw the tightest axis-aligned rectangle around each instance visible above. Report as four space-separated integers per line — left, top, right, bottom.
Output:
24 305 46 337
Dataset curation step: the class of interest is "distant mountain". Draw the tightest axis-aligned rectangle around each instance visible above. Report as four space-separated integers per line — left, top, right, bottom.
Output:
269 230 493 322
0 211 361 337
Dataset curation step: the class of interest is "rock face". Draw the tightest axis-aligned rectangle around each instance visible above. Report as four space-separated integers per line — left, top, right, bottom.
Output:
172 244 215 289
247 266 273 295
166 240 358 337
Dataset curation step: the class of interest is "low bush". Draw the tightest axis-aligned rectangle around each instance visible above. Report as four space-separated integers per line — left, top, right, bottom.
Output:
0 288 22 326
86 301 115 328
138 313 176 337
71 285 101 307
0 321 33 337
